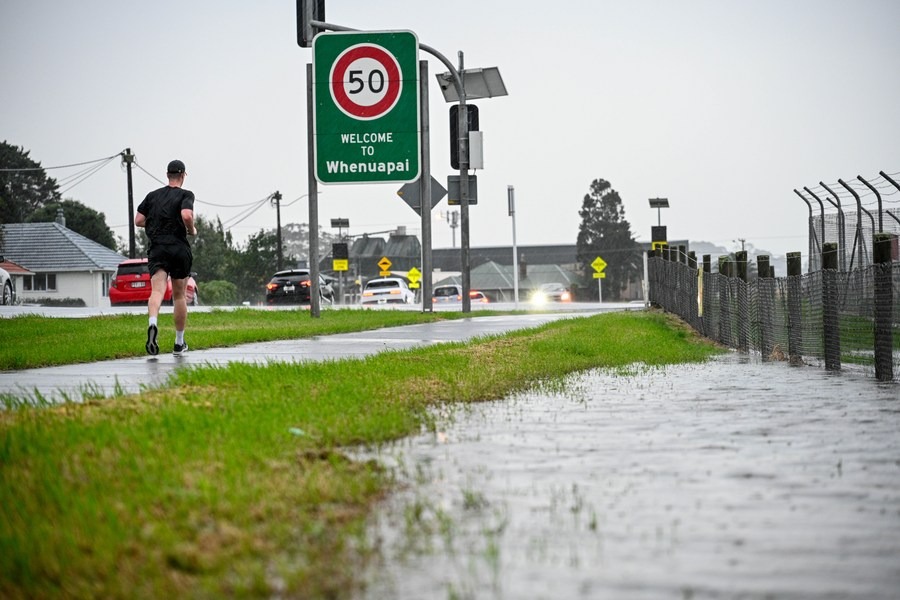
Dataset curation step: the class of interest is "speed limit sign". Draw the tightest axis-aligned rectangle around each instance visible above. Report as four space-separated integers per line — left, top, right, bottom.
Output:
313 31 420 184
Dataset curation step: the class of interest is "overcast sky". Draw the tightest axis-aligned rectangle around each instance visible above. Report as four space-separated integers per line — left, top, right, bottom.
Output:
3 0 899 258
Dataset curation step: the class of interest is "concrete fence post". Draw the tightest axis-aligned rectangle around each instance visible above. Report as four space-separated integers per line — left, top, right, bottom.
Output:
873 233 895 381
735 250 749 352
786 252 803 365
718 256 731 346
822 242 841 371
757 255 774 359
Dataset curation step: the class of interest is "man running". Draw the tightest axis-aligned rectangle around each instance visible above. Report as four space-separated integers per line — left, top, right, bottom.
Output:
135 159 197 356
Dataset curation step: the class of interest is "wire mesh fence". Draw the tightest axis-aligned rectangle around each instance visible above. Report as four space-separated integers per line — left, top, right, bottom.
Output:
649 250 899 382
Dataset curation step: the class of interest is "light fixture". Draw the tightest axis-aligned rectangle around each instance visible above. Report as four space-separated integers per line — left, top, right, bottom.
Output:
435 67 508 103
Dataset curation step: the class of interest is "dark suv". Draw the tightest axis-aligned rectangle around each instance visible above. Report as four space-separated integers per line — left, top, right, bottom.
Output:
265 269 333 305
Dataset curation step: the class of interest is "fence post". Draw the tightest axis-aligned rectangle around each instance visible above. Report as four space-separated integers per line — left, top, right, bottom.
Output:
757 255 774 359
718 256 731 345
701 255 711 337
822 242 841 371
735 250 749 352
873 233 895 381
786 252 803 365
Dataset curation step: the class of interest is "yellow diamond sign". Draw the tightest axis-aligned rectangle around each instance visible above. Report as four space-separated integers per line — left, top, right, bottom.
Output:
377 256 392 276
407 267 421 283
591 256 607 273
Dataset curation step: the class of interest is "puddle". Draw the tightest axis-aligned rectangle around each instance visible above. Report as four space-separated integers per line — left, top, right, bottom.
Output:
357 353 900 600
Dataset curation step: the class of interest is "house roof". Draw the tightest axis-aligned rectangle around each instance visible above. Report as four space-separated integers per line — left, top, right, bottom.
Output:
0 259 34 275
0 222 126 272
432 244 579 272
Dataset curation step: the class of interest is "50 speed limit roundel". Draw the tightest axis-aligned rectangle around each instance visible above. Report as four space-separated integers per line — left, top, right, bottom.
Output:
330 44 402 121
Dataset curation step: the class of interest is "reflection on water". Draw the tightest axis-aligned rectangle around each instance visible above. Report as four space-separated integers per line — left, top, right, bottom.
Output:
359 353 900 600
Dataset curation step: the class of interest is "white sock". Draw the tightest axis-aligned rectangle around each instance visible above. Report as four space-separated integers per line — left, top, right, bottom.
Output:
149 316 158 328
175 330 185 345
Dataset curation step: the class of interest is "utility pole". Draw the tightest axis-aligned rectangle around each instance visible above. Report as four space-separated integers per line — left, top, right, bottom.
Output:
122 148 136 258
272 191 283 271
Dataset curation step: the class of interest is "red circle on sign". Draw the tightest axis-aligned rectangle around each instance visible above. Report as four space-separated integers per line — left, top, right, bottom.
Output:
330 44 402 120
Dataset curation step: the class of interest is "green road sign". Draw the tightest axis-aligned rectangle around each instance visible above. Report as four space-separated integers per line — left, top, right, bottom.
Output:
313 30 420 184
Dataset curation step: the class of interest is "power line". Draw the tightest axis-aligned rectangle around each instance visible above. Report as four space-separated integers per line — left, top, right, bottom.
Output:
0 152 124 172
132 160 166 186
57 156 118 196
220 197 271 229
196 194 275 208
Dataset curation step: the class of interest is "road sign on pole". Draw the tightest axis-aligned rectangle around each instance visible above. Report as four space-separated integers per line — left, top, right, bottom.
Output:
312 31 420 184
378 256 392 277
407 266 422 289
397 176 447 215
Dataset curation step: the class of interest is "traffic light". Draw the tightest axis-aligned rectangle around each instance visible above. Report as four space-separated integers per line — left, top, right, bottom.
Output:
449 104 479 170
297 0 325 47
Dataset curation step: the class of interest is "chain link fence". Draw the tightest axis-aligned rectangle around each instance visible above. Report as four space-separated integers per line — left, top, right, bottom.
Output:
648 247 899 382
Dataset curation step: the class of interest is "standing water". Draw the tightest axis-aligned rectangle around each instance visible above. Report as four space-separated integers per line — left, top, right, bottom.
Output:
359 353 900 599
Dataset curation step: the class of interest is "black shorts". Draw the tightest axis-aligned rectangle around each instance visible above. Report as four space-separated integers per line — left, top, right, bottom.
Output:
148 242 193 280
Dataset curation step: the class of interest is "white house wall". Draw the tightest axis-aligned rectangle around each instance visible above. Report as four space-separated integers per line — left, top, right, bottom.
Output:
17 272 112 307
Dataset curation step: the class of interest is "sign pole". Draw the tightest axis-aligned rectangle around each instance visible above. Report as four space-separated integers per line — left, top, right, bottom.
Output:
509 185 518 308
306 62 321 318
419 59 433 312
458 51 471 314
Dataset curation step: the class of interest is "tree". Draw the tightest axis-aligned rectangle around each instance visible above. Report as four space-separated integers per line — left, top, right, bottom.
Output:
281 223 338 268
576 179 641 300
227 229 279 303
190 215 234 282
28 199 117 250
0 141 61 225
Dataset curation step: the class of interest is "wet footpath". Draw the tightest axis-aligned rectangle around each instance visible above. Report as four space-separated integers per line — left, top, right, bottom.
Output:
0 313 580 402
359 354 900 600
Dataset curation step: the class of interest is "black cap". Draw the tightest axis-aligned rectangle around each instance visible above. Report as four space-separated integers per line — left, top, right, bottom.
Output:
167 159 186 174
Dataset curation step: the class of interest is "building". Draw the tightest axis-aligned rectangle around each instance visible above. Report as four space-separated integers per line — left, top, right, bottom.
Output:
0 216 126 307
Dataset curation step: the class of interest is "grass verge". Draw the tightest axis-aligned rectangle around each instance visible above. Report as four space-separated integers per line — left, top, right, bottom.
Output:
0 311 722 599
0 308 480 371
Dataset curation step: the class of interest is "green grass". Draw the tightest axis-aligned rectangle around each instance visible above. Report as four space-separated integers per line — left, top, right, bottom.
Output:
0 308 490 371
0 311 722 599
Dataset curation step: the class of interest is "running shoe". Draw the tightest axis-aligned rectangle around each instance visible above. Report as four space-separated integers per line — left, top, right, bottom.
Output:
146 324 159 356
173 342 189 356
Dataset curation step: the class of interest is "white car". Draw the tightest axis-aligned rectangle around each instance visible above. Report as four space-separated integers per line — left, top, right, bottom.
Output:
0 262 16 305
361 277 416 305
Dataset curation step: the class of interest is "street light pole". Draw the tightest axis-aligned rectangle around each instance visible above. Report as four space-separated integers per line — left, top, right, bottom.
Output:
508 185 519 308
457 51 471 313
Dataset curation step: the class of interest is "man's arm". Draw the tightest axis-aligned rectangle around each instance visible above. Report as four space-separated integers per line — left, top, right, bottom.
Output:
135 212 146 228
181 208 197 236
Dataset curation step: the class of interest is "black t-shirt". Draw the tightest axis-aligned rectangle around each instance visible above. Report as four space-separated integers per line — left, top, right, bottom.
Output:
137 186 195 245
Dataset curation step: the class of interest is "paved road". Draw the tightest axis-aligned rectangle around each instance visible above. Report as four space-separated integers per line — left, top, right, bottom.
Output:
0 310 625 403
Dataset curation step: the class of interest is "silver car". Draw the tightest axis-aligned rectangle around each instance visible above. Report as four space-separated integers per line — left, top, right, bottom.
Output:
361 277 415 305
0 262 16 305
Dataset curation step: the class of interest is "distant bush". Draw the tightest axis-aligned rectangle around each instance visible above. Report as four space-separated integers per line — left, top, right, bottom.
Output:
200 280 238 305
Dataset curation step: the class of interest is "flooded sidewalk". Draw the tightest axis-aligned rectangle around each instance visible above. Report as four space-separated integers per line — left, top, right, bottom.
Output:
360 353 900 599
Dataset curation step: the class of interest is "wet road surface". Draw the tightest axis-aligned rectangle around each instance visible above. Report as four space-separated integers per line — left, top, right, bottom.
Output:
361 353 900 600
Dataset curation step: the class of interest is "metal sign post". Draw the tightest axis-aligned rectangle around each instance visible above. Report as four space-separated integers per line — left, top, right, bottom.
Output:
509 185 519 308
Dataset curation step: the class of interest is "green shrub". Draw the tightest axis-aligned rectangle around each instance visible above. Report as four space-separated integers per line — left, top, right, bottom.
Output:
197 279 238 305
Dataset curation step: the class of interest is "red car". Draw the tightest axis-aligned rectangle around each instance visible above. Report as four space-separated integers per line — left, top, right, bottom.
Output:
109 258 198 305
